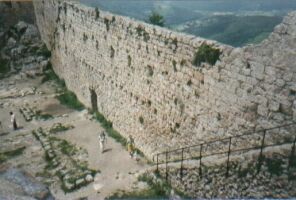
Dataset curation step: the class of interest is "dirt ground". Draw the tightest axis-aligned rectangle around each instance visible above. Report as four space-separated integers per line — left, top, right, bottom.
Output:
0 74 150 199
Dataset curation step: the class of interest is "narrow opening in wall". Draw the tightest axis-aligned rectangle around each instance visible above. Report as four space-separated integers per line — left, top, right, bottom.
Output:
90 88 98 112
246 62 251 69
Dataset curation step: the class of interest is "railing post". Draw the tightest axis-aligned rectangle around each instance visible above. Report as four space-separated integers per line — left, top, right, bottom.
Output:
156 154 159 173
257 130 266 173
226 137 232 177
199 144 203 176
180 148 184 180
165 151 168 182
288 135 296 171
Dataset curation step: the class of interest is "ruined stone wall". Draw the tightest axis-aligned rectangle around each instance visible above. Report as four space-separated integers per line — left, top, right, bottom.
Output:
33 0 296 158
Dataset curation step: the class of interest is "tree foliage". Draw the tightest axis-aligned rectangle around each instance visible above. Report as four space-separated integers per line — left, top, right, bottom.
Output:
148 11 165 27
193 43 221 66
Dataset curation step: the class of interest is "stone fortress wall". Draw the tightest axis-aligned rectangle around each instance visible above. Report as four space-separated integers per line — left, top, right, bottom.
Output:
32 0 296 158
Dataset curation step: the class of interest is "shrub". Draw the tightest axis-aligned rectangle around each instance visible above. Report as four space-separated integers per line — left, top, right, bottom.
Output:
148 11 165 27
0 58 9 78
136 25 145 37
50 123 73 133
37 45 51 58
56 90 84 111
107 174 170 199
192 43 221 66
35 111 54 120
41 63 65 88
265 156 284 176
0 147 26 164
59 140 75 156
136 26 150 42
94 111 127 146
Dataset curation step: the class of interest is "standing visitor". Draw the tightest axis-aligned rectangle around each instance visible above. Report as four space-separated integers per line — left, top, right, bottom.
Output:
127 135 135 158
10 112 17 130
99 131 107 153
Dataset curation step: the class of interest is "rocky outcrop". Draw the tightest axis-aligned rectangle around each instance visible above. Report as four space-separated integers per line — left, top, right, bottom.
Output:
0 168 53 200
157 149 296 198
33 0 296 158
32 127 96 192
0 21 50 79
0 1 35 30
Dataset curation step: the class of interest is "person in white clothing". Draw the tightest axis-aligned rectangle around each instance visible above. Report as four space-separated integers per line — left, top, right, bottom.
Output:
10 112 17 130
98 131 107 153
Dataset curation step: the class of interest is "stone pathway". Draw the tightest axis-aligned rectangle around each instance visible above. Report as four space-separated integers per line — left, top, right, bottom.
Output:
0 74 150 199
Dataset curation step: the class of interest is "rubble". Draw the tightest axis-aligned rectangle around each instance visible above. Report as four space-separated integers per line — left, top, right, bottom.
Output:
32 127 97 192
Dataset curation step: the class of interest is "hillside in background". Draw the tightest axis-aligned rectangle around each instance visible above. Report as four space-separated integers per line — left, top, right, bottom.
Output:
81 0 296 47
177 14 283 47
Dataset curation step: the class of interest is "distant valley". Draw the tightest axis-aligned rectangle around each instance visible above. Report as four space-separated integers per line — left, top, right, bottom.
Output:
82 0 296 46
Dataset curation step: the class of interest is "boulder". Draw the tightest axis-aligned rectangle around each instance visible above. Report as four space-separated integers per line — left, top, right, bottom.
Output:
75 178 85 186
40 60 49 71
64 180 75 190
85 174 93 182
2 169 52 199
20 24 39 44
15 21 28 34
6 37 17 49
10 45 26 57
20 87 35 97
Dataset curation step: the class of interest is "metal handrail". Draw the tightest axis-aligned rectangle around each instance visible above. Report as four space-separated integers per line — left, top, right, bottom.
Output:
152 122 296 181
153 122 296 161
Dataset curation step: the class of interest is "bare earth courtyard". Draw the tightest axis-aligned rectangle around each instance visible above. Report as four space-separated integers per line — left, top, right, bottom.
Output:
0 74 150 199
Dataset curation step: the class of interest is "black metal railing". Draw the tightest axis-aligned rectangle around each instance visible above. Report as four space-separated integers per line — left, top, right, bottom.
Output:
153 122 296 181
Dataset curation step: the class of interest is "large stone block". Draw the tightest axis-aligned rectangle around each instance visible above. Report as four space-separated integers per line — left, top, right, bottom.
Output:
250 62 265 80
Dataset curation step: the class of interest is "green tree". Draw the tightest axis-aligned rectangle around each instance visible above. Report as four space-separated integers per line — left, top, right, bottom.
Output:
148 11 165 27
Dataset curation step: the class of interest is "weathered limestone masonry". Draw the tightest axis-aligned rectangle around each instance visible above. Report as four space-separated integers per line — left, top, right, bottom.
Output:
33 0 296 158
